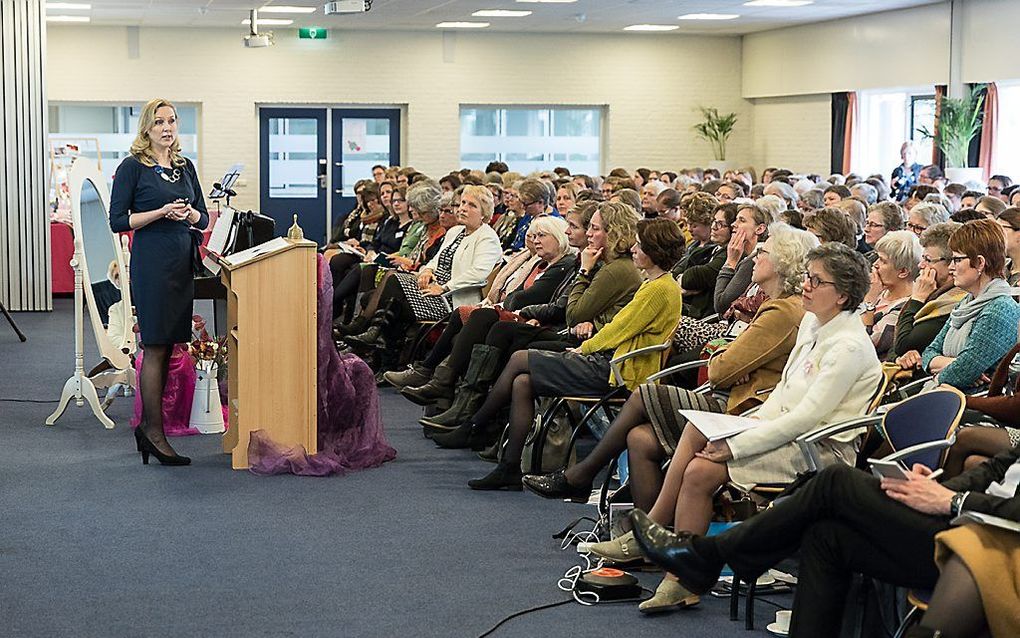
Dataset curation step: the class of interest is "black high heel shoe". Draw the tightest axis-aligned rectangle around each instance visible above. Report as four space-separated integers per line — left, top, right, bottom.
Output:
134 427 191 466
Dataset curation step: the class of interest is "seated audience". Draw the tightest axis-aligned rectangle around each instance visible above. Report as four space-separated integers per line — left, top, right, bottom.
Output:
675 193 725 319
626 448 1020 636
714 203 773 317
437 218 685 491
920 219 1020 389
976 195 1008 218
863 201 905 260
347 186 502 355
860 231 922 359
523 223 819 512
987 174 1013 203
893 222 967 362
822 184 851 207
599 243 882 612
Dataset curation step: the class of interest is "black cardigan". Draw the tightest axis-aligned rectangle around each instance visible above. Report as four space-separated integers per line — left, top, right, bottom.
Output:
504 257 575 312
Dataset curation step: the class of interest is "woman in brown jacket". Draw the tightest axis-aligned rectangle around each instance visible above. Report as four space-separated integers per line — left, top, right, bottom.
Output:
523 223 819 509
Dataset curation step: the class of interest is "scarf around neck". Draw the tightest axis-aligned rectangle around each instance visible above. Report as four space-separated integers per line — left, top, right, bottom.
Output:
943 278 1013 357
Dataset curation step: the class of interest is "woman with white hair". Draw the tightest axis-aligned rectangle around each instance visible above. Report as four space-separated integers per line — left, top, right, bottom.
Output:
860 230 923 358
641 180 668 216
907 202 951 237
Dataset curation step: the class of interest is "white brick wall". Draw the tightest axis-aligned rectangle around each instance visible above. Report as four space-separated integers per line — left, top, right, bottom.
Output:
749 94 831 176
47 26 754 210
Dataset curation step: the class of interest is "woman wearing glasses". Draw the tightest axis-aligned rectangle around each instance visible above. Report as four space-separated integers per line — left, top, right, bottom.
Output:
892 223 967 369
862 201 905 260
995 207 1020 286
918 219 1020 390
582 242 882 613
906 202 951 237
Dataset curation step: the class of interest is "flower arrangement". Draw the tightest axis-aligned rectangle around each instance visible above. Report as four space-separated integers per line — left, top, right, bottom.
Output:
189 315 228 369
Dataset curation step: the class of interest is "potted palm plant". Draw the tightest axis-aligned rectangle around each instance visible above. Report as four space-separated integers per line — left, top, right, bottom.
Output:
918 87 984 184
693 107 738 170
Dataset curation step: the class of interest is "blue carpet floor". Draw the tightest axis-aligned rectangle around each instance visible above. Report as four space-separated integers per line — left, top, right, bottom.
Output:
0 300 787 637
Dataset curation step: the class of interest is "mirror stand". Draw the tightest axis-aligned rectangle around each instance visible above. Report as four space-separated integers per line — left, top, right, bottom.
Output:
0 300 26 342
46 241 116 430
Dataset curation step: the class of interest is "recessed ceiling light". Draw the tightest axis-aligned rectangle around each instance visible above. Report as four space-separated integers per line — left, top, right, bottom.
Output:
515 0 577 3
45 2 91 9
435 21 490 28
744 0 813 6
472 9 532 17
623 24 679 32
258 5 317 13
242 18 294 25
46 14 90 22
678 13 740 20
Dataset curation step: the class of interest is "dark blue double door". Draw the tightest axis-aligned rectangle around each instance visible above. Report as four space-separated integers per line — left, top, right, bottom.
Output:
259 107 401 245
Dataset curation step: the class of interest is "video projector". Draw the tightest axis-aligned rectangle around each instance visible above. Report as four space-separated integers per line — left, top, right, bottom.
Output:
324 0 371 14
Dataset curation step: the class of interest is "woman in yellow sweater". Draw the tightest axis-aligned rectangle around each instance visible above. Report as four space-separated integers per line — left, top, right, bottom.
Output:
457 217 686 491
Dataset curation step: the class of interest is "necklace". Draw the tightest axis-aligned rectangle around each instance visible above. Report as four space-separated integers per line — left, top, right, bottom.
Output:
155 165 181 183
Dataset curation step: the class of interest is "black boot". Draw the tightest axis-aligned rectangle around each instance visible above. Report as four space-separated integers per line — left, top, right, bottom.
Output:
335 315 370 337
432 420 499 451
420 345 503 430
468 461 523 491
400 358 456 406
348 303 395 349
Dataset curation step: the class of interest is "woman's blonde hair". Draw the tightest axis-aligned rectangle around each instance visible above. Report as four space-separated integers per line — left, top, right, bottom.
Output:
461 185 495 222
130 98 186 167
528 215 572 258
766 222 820 296
597 201 638 260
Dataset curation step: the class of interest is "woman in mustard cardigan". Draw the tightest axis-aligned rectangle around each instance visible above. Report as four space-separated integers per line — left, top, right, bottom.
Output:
523 223 818 513
452 217 685 492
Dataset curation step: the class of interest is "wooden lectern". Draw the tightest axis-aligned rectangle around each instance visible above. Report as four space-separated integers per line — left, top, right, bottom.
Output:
218 237 317 469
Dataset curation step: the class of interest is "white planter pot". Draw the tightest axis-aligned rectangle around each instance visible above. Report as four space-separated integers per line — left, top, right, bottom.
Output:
707 160 735 172
945 167 983 186
190 361 225 434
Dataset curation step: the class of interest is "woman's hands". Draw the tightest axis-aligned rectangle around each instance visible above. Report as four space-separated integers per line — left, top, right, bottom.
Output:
580 246 603 273
422 283 445 297
161 201 189 221
896 350 922 370
696 440 733 463
912 266 938 302
864 270 884 307
725 229 749 268
572 321 594 340
880 464 955 515
417 268 435 289
928 355 954 375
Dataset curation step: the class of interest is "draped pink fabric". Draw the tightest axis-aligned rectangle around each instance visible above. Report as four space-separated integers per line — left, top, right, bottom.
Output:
979 82 998 182
130 344 227 437
246 254 396 476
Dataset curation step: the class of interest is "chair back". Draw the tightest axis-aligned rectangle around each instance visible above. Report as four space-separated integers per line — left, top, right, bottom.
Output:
881 387 966 469
866 370 894 414
479 262 504 298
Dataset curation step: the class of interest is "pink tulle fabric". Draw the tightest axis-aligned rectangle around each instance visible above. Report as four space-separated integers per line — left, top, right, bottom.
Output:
131 345 230 436
246 254 397 476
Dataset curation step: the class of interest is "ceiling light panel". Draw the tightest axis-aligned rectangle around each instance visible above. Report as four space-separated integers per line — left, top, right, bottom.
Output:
678 13 741 20
436 21 490 28
45 2 91 9
242 18 294 25
472 10 532 17
47 14 90 22
744 0 813 6
623 24 679 31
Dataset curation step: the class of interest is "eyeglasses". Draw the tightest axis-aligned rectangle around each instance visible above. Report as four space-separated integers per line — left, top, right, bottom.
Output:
949 255 969 265
921 254 949 264
391 198 406 204
864 221 886 229
907 222 928 234
522 200 542 208
710 220 728 229
803 273 837 289
988 186 1003 193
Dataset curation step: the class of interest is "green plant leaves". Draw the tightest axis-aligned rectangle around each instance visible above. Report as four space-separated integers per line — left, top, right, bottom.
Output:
693 107 738 161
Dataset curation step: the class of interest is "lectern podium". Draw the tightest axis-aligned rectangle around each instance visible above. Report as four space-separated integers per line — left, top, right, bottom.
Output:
218 237 317 469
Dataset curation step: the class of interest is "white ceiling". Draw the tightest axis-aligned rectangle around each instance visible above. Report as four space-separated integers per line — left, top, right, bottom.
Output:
48 0 945 34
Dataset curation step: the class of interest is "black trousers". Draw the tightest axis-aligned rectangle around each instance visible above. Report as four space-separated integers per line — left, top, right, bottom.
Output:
425 307 501 372
713 464 950 637
483 320 572 369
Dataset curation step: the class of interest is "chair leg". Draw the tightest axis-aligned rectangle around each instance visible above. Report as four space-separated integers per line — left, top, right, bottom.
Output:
744 578 757 630
729 576 740 620
0 300 26 342
892 605 922 638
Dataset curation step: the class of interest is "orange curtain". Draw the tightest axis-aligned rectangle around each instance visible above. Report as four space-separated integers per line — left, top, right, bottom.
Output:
932 85 947 166
842 92 857 175
979 82 998 182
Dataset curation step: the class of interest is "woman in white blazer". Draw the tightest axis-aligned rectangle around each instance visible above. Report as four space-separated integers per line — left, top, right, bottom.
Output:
594 242 883 613
348 185 502 349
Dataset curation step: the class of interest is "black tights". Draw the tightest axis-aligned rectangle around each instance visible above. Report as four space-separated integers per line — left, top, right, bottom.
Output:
138 344 178 456
920 553 991 638
425 308 501 373
941 425 1012 478
562 390 668 510
470 350 535 463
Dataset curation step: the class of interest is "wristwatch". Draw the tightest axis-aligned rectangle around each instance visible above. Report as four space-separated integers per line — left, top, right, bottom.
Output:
950 491 970 517
578 268 590 277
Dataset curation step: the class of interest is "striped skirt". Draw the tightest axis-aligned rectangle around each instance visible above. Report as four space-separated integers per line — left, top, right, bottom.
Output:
639 384 726 455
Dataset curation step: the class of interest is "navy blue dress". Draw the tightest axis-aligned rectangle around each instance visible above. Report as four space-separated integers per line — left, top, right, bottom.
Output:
109 156 209 345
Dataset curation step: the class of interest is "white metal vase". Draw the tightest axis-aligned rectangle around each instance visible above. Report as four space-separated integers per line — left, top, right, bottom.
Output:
190 360 225 434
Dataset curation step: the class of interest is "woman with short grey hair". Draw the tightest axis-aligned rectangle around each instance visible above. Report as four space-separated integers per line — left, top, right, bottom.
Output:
861 230 922 358
907 202 951 236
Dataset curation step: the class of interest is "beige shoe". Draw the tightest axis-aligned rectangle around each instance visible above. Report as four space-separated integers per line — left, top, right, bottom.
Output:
638 578 700 614
586 531 644 564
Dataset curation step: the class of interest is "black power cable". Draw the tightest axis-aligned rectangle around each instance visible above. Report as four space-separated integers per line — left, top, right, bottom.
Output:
0 398 60 403
476 589 654 637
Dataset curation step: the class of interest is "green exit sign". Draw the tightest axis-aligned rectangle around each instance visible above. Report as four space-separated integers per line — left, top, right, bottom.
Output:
299 27 328 39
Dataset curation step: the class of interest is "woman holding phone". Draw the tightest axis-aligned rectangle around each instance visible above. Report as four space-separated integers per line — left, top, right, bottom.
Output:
110 98 208 466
